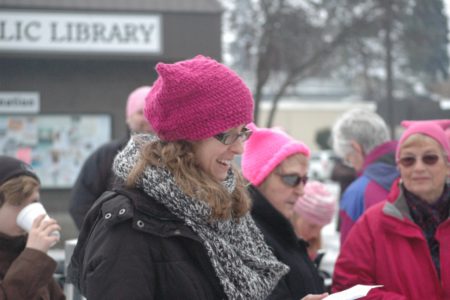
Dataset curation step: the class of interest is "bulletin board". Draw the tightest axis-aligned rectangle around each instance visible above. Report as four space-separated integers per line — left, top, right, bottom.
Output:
0 114 111 188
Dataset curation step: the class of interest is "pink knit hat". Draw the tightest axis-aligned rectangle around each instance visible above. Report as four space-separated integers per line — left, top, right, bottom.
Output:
145 55 254 141
126 86 151 118
397 119 450 162
241 123 310 186
294 181 336 226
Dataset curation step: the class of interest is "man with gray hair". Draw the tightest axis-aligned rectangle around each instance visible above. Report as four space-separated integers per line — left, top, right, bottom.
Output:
332 108 399 243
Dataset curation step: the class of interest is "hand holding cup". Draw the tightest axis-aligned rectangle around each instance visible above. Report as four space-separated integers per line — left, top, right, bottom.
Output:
16 202 61 253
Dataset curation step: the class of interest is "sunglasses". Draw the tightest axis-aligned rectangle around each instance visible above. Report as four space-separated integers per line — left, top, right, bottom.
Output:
214 127 253 145
276 173 308 187
398 154 441 168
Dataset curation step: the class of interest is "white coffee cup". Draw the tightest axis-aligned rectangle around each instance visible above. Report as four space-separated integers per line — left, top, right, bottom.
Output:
16 202 60 240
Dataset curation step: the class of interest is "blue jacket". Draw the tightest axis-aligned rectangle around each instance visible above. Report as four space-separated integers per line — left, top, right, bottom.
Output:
339 141 399 243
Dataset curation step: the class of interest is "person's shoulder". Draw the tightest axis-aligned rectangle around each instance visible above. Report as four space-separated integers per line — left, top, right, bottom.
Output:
96 138 127 153
342 176 370 198
356 200 386 227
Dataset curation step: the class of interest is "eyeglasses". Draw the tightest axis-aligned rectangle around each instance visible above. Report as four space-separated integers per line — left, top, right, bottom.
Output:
398 154 441 168
214 128 253 145
276 173 308 187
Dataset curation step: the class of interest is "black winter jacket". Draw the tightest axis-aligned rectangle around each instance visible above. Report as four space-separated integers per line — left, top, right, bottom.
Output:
69 137 128 229
249 186 325 300
68 188 227 300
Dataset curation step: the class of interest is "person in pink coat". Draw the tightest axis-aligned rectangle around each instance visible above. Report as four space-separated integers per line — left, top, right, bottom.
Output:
332 119 450 299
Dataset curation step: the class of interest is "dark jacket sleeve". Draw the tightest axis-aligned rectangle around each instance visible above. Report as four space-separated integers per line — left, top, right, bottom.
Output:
68 192 156 299
69 140 123 229
82 221 156 300
0 248 65 300
266 276 293 300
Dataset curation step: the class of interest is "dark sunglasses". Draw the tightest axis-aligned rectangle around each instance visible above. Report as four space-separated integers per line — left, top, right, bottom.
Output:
398 154 441 168
276 173 308 187
214 127 253 145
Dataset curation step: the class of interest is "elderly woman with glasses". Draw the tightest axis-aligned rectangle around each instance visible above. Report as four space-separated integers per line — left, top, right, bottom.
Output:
242 124 328 300
68 56 289 300
332 120 450 299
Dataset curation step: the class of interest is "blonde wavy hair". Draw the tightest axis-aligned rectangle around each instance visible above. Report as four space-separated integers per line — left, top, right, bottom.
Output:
126 139 251 220
0 176 39 207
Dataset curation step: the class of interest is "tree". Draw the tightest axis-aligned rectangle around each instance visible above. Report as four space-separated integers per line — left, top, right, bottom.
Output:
223 0 449 127
403 0 449 82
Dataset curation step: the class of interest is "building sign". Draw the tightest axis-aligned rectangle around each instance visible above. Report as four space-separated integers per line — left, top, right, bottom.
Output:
0 92 40 113
0 10 162 54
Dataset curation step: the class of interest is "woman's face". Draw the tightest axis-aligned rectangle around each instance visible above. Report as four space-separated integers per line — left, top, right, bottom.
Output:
0 188 40 236
258 154 309 220
192 125 247 181
126 108 152 134
398 135 449 204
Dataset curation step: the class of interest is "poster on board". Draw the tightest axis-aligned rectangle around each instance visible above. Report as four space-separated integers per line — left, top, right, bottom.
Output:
0 114 111 188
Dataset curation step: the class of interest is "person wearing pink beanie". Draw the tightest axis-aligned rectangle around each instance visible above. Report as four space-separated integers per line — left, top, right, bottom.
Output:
126 86 153 134
292 181 336 261
242 123 328 300
68 56 290 300
69 86 154 229
333 119 450 299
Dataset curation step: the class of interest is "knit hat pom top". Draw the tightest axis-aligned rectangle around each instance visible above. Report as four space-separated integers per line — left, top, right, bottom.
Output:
294 181 336 226
145 55 254 141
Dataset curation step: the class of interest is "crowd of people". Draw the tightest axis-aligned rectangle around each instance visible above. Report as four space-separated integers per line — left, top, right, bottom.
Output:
0 55 448 300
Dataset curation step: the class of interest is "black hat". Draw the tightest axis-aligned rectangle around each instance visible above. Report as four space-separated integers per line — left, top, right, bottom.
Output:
0 155 40 187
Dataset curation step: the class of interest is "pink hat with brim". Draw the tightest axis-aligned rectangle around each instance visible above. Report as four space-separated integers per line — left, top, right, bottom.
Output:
397 119 450 162
242 123 310 186
294 181 336 226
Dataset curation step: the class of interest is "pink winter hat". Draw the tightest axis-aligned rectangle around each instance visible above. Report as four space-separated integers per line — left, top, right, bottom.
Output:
145 55 254 141
294 181 336 226
397 119 450 162
241 123 310 186
126 86 151 118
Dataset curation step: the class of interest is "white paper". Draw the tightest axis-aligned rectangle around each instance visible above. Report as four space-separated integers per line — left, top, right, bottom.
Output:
323 285 383 300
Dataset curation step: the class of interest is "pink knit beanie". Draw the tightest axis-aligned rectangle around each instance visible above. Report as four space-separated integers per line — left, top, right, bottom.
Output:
241 123 310 186
294 181 336 226
145 55 254 141
126 86 151 118
397 119 450 162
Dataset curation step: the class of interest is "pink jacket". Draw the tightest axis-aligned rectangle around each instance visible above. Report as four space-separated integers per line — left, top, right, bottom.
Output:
332 182 450 299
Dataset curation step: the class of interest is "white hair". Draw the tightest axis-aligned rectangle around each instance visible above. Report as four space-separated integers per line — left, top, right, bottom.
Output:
332 108 390 158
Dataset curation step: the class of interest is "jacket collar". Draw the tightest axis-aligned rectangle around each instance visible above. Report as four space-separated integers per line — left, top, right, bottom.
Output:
249 185 298 244
361 140 397 174
382 181 450 237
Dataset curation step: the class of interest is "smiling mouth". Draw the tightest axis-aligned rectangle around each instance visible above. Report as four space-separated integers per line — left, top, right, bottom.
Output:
217 159 231 167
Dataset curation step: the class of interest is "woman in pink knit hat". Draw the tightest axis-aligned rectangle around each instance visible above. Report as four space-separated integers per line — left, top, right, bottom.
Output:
333 119 450 299
68 55 289 300
242 124 329 300
292 181 336 261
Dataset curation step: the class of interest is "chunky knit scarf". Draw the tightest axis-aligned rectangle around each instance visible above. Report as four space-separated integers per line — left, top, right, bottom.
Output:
113 134 289 300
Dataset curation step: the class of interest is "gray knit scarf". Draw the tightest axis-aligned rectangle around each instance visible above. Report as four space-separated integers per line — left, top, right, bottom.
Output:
113 134 289 300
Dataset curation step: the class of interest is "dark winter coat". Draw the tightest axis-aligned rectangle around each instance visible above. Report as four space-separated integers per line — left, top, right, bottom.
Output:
68 187 227 300
69 136 129 229
249 186 325 300
0 233 65 300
